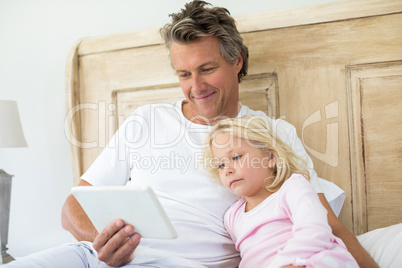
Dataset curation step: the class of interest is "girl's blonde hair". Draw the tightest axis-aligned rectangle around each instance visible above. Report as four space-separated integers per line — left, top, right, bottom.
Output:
204 115 310 193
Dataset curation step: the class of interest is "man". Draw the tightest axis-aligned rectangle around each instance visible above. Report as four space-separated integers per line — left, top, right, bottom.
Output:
6 1 377 267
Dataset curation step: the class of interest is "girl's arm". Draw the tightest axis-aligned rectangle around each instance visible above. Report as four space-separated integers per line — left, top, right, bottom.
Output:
269 175 345 267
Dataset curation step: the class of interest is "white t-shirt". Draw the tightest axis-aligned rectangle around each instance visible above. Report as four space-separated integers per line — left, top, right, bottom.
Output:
81 100 342 267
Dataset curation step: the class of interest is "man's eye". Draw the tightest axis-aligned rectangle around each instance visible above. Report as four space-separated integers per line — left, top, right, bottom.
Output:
179 73 190 78
233 155 242 161
202 67 215 73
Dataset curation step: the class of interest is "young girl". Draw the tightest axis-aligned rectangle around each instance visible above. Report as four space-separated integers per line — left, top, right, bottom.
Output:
204 115 358 268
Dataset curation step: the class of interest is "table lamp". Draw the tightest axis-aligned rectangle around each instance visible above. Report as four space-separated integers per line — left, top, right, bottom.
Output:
0 100 27 264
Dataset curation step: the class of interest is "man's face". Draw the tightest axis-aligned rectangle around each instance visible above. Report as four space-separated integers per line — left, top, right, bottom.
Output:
170 36 243 125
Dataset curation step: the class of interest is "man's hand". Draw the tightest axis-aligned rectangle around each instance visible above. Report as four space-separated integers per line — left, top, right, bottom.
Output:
93 219 141 267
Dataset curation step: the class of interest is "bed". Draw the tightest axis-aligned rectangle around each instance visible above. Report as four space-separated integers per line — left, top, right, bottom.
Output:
64 0 402 266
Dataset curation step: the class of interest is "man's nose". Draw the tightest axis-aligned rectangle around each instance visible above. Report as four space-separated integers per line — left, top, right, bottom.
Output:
191 74 205 93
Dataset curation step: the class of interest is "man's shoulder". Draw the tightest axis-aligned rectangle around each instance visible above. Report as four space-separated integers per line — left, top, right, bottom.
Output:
241 105 296 133
241 104 268 117
117 101 183 130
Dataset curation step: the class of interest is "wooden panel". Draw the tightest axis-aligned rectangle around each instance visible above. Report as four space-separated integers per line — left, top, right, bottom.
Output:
239 73 279 119
236 0 402 33
65 40 83 178
347 62 402 234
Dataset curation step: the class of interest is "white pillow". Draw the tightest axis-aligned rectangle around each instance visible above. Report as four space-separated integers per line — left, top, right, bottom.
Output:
357 223 402 268
317 178 345 216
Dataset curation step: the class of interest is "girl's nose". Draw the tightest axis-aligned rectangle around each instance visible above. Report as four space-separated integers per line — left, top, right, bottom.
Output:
225 164 234 176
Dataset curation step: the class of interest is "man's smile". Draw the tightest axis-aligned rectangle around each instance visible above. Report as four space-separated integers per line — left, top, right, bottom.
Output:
193 91 217 102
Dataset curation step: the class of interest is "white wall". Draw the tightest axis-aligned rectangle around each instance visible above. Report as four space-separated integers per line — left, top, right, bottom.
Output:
0 0 338 258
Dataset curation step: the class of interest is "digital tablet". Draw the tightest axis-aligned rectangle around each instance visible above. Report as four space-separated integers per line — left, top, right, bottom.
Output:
71 185 178 239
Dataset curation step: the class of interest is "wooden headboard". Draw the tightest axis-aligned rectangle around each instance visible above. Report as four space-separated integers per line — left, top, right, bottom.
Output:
65 0 402 235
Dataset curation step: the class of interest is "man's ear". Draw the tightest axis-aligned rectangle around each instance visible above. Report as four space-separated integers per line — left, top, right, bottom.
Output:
236 53 243 68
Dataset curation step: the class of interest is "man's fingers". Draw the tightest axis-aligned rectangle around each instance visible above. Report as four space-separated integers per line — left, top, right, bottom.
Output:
93 219 125 251
93 220 140 266
106 233 141 266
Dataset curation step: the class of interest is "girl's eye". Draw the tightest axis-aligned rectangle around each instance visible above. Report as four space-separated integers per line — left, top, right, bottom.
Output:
233 155 242 161
217 163 225 169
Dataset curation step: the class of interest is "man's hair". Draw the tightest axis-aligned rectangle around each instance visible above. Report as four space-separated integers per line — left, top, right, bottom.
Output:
159 0 249 82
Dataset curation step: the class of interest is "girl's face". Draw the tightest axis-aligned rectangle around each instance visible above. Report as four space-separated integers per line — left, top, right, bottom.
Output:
211 133 275 209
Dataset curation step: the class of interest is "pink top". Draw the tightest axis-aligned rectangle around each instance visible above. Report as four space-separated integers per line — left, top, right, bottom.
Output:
224 174 358 268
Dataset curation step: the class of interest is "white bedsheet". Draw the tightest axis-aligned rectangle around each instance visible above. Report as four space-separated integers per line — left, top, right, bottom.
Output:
357 223 402 268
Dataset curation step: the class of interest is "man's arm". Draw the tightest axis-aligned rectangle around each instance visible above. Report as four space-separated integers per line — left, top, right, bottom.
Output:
61 179 141 266
61 179 98 241
318 194 379 268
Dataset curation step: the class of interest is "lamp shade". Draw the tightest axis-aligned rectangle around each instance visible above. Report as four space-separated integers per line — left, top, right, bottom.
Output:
0 100 27 147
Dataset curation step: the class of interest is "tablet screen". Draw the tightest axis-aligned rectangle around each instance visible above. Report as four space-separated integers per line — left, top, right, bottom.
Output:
72 185 178 239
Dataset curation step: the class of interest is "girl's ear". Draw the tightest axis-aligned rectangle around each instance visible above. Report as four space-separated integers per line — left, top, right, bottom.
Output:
265 151 277 169
267 158 276 169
